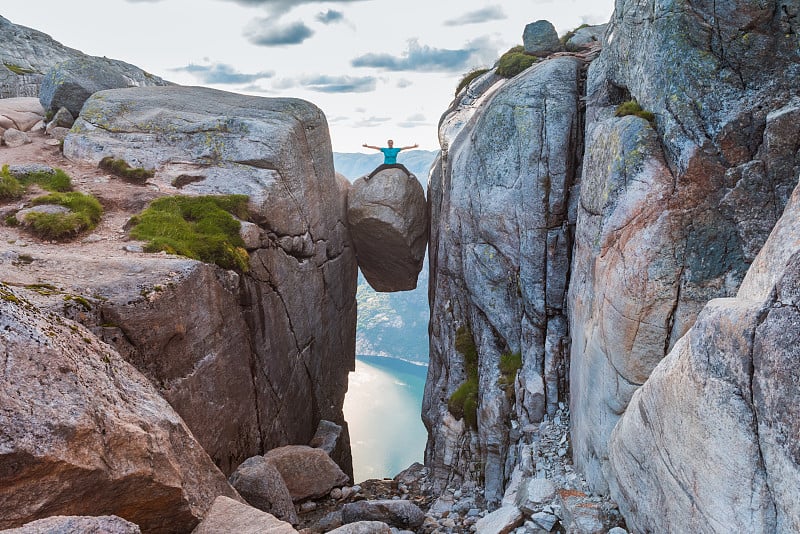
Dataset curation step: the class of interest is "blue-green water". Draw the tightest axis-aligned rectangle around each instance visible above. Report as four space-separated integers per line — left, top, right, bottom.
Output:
344 355 428 482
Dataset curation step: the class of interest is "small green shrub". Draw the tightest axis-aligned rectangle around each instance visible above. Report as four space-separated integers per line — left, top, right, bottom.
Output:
1 165 72 197
498 351 523 393
449 325 480 429
19 169 72 192
99 156 155 185
448 376 479 429
615 100 656 124
455 68 490 96
496 46 538 78
0 171 24 200
25 192 103 239
128 195 250 271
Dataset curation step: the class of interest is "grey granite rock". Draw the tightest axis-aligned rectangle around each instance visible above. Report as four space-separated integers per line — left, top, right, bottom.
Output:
0 284 239 532
39 56 170 116
347 167 427 292
607 180 800 533
341 500 425 529
64 85 356 479
0 515 141 534
3 127 30 147
564 24 607 52
228 456 297 524
569 0 800 494
425 56 583 504
523 20 561 56
191 496 297 534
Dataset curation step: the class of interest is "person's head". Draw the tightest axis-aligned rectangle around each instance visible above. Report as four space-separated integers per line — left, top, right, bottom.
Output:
387 139 394 147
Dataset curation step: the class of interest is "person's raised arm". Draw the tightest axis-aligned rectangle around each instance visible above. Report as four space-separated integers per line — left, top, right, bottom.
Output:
399 143 419 151
362 143 381 150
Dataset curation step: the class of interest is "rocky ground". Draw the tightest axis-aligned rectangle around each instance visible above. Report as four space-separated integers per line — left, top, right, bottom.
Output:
289 403 626 534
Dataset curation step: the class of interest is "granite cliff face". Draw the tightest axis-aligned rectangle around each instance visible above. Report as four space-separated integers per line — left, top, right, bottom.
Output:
424 55 587 504
570 0 800 492
425 0 800 522
59 86 357 477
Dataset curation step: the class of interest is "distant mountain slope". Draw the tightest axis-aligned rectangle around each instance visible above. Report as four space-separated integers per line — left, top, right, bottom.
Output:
334 149 439 183
335 150 437 364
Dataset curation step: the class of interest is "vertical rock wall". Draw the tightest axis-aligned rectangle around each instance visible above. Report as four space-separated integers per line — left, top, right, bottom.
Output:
64 86 357 477
424 57 585 504
569 0 800 492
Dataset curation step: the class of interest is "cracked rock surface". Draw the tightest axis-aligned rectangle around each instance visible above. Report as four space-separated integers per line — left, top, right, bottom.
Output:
569 0 800 493
607 179 800 533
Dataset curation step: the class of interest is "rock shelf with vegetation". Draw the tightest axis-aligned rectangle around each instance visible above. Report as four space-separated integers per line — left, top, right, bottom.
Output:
1 3 800 534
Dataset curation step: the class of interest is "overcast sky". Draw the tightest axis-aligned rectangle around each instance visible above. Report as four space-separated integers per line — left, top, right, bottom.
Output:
3 0 614 152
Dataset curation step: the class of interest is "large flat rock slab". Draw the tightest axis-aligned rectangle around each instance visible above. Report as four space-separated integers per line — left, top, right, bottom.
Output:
347 167 427 292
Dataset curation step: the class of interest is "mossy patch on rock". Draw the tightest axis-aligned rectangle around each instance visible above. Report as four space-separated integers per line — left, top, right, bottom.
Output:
0 165 72 200
448 325 480 429
24 192 103 240
615 100 656 125
128 195 250 271
496 46 539 78
99 156 154 185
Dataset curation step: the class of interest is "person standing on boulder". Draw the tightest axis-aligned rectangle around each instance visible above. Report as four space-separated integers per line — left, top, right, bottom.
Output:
362 139 418 180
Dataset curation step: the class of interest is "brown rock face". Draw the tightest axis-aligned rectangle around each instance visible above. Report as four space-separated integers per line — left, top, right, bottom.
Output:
191 497 298 534
347 168 427 292
264 446 349 501
0 284 238 533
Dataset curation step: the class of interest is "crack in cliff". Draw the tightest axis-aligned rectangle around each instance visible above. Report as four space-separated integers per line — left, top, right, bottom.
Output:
664 268 684 356
747 299 779 526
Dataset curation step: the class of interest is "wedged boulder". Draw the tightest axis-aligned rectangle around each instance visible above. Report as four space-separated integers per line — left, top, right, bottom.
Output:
0 97 45 133
191 497 297 534
340 500 425 529
64 85 357 479
228 456 298 524
39 56 170 116
522 20 561 56
0 284 239 532
347 167 427 292
264 445 348 501
607 181 800 534
309 419 343 455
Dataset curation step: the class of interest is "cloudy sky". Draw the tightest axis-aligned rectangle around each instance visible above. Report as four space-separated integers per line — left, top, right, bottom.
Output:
3 0 614 152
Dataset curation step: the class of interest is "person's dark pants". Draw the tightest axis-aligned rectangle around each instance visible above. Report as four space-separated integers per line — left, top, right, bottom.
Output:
366 163 414 179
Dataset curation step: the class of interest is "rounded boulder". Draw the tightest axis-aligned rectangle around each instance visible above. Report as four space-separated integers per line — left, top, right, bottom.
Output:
347 168 427 292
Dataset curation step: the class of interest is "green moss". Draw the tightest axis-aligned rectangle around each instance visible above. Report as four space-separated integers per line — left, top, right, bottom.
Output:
64 294 92 311
129 195 250 271
496 46 538 78
448 326 480 429
99 156 155 185
498 351 523 391
3 63 37 75
1 165 73 197
25 192 103 240
25 283 59 295
615 100 656 125
448 377 479 429
455 68 490 96
0 171 24 200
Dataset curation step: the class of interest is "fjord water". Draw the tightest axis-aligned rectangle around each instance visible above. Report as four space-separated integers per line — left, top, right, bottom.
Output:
344 355 428 482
